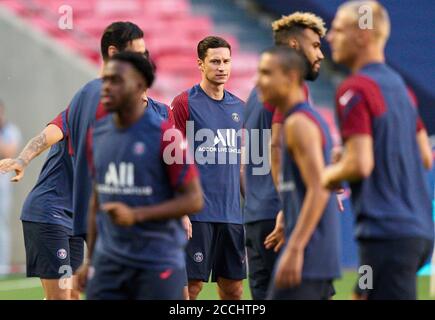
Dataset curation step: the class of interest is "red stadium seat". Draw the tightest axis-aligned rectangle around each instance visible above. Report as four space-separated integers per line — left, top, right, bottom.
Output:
3 0 257 104
32 0 95 18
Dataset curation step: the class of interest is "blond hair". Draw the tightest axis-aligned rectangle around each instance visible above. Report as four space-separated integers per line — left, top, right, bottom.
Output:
272 12 327 45
338 1 390 42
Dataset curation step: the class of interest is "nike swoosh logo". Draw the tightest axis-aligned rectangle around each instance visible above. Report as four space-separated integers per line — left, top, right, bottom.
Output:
159 269 173 280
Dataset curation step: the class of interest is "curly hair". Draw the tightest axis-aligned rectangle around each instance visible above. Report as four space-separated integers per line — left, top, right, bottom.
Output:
272 12 327 45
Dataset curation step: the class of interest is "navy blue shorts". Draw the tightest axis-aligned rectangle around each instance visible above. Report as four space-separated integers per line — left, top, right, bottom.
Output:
186 222 247 282
86 252 185 300
245 219 280 300
22 221 84 279
267 279 334 300
354 237 433 300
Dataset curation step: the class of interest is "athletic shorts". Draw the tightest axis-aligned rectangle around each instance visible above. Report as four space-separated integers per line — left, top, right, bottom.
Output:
245 219 279 300
354 237 433 300
185 222 247 282
267 279 334 300
22 221 84 279
86 252 185 300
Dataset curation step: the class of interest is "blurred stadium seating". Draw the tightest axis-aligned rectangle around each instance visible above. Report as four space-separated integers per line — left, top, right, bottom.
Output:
0 0 258 103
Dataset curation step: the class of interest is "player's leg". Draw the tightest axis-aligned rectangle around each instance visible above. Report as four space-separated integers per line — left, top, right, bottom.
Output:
185 222 214 300
133 267 185 300
182 267 190 300
213 223 246 300
41 279 71 300
216 277 243 300
22 221 75 300
245 219 278 300
85 252 130 300
69 234 85 300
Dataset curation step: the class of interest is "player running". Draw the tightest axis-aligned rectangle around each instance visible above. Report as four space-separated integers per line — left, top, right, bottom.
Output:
75 52 203 300
171 36 246 300
323 0 434 300
244 12 327 300
257 47 340 300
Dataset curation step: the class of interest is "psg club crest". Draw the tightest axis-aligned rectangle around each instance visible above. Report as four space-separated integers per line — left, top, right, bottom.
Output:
133 142 146 156
57 249 68 260
231 113 240 122
194 252 203 263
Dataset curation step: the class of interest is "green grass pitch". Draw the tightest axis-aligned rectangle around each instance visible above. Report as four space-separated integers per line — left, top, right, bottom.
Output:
0 271 433 300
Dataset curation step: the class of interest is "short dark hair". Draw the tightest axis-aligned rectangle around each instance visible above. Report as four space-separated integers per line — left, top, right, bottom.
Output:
263 46 307 84
110 52 155 88
197 36 231 60
101 22 144 62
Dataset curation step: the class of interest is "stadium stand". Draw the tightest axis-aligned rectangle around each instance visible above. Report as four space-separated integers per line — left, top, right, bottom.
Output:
0 0 258 103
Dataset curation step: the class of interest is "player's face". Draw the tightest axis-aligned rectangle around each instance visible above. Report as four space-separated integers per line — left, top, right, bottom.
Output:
101 61 142 112
199 47 232 85
327 10 359 66
256 53 291 110
298 28 324 81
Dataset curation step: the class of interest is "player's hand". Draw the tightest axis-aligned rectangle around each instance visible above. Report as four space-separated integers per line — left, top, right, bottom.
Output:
274 243 304 289
102 202 136 226
322 167 341 190
74 262 90 293
182 215 192 240
0 158 26 182
264 211 285 252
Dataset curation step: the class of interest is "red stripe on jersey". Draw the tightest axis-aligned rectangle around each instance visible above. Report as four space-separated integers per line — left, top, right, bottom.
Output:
171 91 189 135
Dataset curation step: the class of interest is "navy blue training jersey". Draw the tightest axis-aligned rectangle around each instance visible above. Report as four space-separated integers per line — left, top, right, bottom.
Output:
243 88 281 223
66 77 173 236
336 63 434 241
21 109 73 230
280 102 341 280
88 110 197 270
171 84 244 224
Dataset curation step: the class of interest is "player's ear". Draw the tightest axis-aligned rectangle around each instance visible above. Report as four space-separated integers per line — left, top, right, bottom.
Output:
197 58 204 72
288 38 299 50
355 29 369 47
107 45 119 58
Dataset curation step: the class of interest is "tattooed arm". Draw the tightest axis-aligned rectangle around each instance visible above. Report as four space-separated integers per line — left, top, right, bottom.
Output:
0 124 64 181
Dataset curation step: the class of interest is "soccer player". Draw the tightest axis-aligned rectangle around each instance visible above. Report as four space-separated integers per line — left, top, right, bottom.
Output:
269 12 326 190
323 0 434 300
0 22 156 300
244 12 327 300
76 52 203 300
171 36 246 300
257 47 340 300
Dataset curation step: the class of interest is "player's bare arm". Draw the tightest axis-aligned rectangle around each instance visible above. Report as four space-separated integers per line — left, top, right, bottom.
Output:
416 129 433 170
103 177 204 226
322 135 374 189
270 122 282 189
275 113 331 289
0 124 63 181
